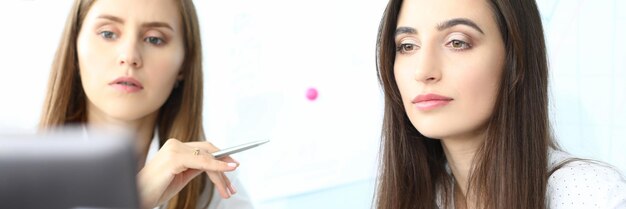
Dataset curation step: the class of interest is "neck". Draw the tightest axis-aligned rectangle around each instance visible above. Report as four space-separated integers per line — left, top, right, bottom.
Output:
86 106 157 167
441 130 485 207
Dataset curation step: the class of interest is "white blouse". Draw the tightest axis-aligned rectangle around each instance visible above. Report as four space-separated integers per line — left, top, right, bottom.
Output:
436 150 626 209
547 150 626 209
146 136 254 209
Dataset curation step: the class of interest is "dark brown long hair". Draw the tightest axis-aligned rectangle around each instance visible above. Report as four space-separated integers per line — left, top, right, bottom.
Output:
40 0 210 208
375 0 558 208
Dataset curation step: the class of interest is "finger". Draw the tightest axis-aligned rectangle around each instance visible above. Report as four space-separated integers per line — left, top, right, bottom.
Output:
186 141 220 153
187 152 238 172
223 173 237 194
160 140 236 173
207 171 231 198
185 142 240 164
179 169 204 185
220 156 239 165
218 172 237 195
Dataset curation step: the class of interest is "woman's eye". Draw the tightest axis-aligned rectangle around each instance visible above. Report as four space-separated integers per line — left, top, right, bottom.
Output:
99 31 117 40
447 39 471 50
396 43 419 54
145 37 165 46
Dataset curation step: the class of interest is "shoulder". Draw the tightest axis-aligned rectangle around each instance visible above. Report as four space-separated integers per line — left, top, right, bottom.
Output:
547 151 626 209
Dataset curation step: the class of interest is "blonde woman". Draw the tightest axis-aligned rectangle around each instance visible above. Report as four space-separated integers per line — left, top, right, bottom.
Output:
40 0 253 208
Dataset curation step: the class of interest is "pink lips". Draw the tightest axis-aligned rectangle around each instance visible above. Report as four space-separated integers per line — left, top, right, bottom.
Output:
109 77 144 93
411 94 453 111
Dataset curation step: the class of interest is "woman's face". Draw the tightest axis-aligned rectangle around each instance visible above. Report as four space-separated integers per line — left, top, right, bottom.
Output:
77 0 184 122
394 0 505 140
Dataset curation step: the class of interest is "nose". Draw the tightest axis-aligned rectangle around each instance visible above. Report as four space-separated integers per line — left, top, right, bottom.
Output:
117 38 143 69
413 47 441 84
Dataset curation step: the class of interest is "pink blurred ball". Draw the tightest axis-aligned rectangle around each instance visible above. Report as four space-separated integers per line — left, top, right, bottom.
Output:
306 88 318 101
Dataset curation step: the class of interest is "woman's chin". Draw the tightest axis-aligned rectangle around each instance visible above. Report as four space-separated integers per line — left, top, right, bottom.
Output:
98 108 155 124
411 119 449 139
416 130 447 140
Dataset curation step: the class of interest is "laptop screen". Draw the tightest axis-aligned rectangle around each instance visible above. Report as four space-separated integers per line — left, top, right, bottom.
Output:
0 127 139 209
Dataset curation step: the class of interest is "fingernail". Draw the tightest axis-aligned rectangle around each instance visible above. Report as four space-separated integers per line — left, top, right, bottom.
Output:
227 163 238 167
231 186 238 194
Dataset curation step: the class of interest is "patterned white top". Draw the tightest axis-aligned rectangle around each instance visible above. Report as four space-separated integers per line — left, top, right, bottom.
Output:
436 150 626 208
547 150 626 209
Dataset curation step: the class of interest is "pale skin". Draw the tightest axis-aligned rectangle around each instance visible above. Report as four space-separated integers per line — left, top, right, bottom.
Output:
76 0 238 208
394 0 505 208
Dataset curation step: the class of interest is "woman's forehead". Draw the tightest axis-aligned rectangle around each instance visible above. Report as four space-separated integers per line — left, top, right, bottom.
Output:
396 0 496 33
85 0 182 30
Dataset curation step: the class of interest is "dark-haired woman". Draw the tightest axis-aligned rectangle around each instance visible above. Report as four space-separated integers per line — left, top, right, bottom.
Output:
374 0 626 208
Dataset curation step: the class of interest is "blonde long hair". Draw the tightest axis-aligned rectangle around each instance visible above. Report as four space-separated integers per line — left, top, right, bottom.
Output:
40 0 211 208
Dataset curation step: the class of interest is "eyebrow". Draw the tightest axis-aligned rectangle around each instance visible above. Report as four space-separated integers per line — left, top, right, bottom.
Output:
97 14 174 31
395 27 417 37
395 18 485 38
437 18 484 34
